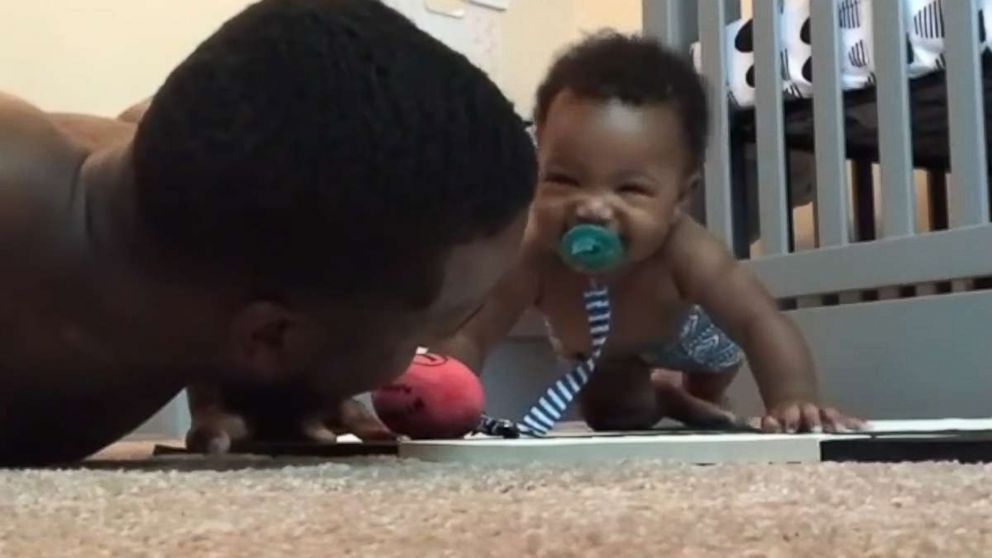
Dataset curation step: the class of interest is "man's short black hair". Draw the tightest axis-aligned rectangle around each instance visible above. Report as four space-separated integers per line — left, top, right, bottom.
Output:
133 0 535 308
534 31 708 170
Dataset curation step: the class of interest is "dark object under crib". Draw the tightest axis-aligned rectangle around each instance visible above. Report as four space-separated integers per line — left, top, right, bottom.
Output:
726 52 992 259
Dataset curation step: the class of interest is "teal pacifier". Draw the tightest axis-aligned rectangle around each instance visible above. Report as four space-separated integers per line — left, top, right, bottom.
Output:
558 224 625 273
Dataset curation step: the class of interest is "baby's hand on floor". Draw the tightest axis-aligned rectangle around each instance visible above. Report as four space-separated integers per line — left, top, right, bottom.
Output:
759 400 864 434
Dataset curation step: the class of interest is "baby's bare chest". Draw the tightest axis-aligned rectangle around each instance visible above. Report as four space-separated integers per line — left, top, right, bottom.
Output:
536 265 691 359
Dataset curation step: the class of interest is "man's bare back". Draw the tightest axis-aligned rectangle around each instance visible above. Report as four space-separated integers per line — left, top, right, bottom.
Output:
0 94 189 461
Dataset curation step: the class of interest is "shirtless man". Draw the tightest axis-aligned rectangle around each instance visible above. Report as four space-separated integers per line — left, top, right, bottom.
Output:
0 0 536 465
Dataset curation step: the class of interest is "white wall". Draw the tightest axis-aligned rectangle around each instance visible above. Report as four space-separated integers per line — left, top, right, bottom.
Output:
0 0 255 115
386 0 641 118
2 0 640 119
511 0 641 117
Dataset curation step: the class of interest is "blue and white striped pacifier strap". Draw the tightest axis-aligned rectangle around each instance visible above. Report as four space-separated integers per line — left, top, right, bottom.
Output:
476 282 611 438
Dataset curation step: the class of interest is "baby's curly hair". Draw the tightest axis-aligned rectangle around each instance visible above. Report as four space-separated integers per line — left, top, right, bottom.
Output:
534 31 709 169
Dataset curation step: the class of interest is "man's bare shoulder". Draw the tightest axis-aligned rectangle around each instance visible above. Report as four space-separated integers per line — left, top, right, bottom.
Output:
49 113 134 152
0 93 87 245
0 92 86 174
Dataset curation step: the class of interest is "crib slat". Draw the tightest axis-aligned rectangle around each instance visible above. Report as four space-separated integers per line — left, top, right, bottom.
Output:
872 0 915 238
643 0 698 52
811 0 850 247
698 0 735 247
752 0 789 255
944 0 990 226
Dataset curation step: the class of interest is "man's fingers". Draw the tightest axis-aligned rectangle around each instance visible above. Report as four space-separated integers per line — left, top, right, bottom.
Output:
185 411 250 454
333 399 396 441
185 426 231 454
301 417 338 443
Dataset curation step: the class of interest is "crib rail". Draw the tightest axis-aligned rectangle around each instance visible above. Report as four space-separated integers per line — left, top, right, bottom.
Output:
748 223 992 298
646 0 992 301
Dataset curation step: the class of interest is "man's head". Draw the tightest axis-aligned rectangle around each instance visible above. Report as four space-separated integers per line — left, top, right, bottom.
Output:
132 0 535 395
531 32 708 268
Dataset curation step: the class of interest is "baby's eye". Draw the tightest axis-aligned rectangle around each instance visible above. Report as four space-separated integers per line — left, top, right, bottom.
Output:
618 184 652 196
542 172 579 187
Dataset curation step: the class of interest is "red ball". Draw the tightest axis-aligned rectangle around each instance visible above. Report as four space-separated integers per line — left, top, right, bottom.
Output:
372 353 484 439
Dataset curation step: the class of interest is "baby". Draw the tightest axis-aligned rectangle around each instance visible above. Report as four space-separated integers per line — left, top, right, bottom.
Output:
438 32 863 434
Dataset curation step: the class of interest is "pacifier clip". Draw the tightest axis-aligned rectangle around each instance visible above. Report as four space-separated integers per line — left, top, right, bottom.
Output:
476 223 621 438
476 281 611 438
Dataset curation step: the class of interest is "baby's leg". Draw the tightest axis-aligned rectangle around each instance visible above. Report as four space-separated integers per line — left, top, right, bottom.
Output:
667 305 744 409
579 357 742 431
579 357 661 431
683 364 740 406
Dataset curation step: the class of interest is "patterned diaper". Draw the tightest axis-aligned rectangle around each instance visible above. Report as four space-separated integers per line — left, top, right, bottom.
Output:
638 306 744 373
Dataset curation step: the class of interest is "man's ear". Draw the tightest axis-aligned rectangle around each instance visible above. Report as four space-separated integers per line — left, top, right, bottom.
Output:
224 301 317 381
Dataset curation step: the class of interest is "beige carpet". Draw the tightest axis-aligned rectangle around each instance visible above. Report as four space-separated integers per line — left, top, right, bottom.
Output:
1 450 991 557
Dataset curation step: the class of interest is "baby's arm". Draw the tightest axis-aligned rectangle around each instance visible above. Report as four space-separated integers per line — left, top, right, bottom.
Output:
664 218 861 432
433 251 540 374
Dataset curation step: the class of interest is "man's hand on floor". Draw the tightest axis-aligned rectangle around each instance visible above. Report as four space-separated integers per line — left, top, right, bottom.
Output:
184 384 394 455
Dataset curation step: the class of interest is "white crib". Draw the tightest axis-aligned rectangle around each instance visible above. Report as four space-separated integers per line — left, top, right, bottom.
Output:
622 0 992 420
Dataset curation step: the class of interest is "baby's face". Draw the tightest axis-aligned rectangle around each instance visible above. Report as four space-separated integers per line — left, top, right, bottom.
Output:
534 91 695 269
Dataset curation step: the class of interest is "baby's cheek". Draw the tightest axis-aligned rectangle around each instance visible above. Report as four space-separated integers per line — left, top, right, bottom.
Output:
531 205 568 244
626 214 671 257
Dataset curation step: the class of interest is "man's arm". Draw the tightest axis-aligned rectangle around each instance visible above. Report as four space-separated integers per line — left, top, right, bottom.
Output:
664 218 818 407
